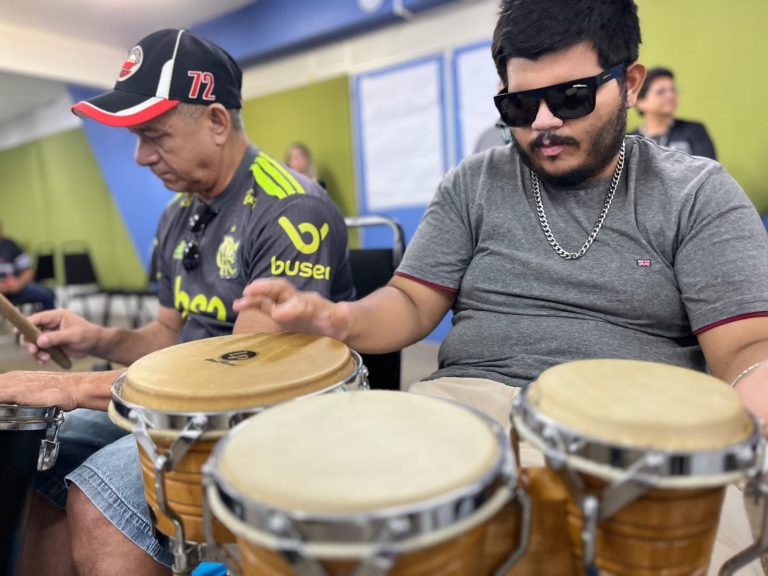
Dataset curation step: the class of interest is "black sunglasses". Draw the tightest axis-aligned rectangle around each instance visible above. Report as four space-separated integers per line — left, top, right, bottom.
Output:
182 204 217 272
493 65 625 128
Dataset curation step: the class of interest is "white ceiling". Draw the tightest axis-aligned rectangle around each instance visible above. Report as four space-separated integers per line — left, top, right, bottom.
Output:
0 0 254 48
0 0 254 131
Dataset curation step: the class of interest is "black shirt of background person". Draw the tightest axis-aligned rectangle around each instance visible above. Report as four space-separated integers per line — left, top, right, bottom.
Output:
630 119 717 160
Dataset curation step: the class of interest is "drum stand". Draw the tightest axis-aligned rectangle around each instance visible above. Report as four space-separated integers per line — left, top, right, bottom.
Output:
131 411 212 576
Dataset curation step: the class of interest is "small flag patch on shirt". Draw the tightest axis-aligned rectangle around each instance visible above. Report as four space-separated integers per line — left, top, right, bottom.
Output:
636 259 652 267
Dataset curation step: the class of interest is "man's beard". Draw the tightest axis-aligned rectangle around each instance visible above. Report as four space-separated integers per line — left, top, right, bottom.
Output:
511 100 627 187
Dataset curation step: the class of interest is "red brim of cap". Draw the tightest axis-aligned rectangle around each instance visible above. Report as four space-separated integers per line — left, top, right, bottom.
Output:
71 90 180 127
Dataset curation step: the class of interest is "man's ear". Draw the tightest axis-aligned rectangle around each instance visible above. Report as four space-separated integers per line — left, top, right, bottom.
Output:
207 103 231 145
624 62 647 109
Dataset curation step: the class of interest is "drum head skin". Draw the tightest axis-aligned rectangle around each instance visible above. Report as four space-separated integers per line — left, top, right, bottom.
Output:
121 333 354 411
528 359 753 451
217 391 502 514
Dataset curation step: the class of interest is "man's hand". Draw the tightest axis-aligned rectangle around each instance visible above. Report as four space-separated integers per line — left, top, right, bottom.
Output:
21 309 106 363
0 371 79 411
234 278 351 341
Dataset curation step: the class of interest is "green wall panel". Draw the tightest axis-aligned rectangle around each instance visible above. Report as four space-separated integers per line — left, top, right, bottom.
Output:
631 0 768 212
0 129 146 289
241 75 357 218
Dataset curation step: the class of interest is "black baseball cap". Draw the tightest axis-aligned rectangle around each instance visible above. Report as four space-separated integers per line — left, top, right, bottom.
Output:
72 29 242 127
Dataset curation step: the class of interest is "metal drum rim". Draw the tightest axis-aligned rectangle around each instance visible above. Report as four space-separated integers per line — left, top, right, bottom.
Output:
205 396 514 545
512 390 763 483
110 350 366 434
0 404 62 430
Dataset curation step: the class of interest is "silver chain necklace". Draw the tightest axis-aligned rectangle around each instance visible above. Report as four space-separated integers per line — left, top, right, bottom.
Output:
531 139 626 260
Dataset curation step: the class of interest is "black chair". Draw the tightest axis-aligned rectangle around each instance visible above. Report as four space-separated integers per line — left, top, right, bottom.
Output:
33 244 56 284
61 241 103 321
344 215 406 390
61 241 158 327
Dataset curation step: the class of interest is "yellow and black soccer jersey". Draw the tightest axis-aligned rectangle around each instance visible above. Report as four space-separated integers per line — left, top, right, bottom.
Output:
154 145 355 342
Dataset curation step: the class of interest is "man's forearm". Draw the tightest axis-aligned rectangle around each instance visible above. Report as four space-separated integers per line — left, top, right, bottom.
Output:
345 284 449 354
76 370 123 410
94 319 179 366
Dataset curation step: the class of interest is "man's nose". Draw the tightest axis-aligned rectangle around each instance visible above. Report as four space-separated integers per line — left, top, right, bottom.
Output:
530 99 565 132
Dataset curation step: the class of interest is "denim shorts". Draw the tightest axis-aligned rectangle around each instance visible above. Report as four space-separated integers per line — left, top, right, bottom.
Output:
35 408 173 566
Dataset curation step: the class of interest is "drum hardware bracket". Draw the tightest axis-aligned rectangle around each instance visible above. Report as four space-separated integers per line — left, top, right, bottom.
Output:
495 446 532 576
130 411 211 576
202 470 243 576
581 495 600 572
350 517 411 576
541 423 588 499
576 453 664 573
267 512 330 576
37 410 64 471
543 426 666 575
598 452 664 520
721 470 768 575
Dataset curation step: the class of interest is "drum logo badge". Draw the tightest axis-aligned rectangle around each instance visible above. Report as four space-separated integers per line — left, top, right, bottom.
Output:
216 235 240 279
207 350 259 366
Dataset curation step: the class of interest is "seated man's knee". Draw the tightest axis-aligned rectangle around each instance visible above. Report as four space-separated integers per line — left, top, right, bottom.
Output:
66 485 171 575
66 486 106 566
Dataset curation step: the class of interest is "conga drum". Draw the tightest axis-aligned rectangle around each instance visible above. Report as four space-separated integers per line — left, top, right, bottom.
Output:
512 359 765 576
204 390 531 576
108 333 367 572
0 404 63 575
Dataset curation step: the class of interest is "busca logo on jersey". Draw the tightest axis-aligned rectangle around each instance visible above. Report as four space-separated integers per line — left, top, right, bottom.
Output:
278 217 329 255
271 216 332 281
216 235 240 279
118 46 143 81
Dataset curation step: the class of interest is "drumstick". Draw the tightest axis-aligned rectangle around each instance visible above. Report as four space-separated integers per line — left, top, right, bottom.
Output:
0 293 72 369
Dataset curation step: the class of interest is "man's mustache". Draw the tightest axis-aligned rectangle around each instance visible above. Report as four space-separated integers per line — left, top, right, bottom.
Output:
530 132 579 149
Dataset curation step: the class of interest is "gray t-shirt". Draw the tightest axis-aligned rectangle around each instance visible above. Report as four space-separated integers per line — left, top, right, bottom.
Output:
397 136 768 386
156 145 355 343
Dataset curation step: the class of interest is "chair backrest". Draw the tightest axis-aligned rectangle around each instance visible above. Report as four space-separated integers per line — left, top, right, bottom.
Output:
344 215 406 390
62 242 99 287
33 244 56 283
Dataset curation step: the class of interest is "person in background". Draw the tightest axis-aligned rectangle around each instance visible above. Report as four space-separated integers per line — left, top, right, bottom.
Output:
631 67 717 159
0 28 353 576
285 141 327 189
473 80 513 153
472 118 512 153
0 222 55 310
236 0 768 572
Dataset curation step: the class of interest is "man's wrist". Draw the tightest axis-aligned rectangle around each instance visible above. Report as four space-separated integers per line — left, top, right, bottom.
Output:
731 361 766 389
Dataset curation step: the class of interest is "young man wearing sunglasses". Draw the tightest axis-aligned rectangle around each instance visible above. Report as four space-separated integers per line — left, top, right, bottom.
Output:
0 29 354 575
236 0 768 570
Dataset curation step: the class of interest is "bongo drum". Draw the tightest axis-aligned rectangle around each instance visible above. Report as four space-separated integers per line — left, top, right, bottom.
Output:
512 359 765 576
0 404 63 575
204 390 531 576
109 333 367 573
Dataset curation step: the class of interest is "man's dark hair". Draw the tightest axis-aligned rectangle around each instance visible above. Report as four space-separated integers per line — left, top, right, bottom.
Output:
492 0 642 86
637 67 674 100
